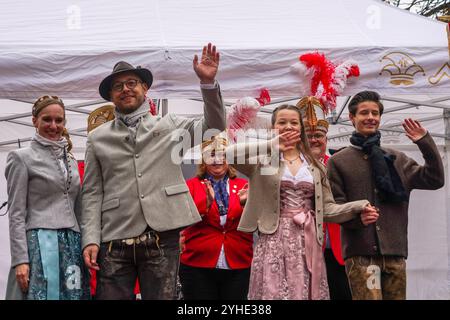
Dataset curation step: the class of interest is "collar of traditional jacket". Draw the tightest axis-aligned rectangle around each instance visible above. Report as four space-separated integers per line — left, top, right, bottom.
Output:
115 99 149 127
33 133 68 159
350 144 363 150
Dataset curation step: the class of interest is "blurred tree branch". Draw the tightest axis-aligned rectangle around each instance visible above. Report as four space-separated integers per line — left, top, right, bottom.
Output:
381 0 449 19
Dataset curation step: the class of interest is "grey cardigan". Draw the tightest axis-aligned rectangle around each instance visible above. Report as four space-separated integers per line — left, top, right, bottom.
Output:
226 141 369 246
5 140 81 267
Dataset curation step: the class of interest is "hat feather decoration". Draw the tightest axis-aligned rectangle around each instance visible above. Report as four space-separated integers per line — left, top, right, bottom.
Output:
148 98 157 115
226 88 271 142
292 52 360 112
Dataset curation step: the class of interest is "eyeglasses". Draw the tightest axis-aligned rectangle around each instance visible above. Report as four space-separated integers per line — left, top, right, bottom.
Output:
111 79 142 92
203 150 226 164
306 133 326 140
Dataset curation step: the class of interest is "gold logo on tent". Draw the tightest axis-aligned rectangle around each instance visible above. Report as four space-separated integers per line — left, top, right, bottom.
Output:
87 104 115 133
428 62 450 85
379 52 425 85
428 23 450 85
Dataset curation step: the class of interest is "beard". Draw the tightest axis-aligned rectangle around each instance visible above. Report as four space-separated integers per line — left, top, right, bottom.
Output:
116 96 145 114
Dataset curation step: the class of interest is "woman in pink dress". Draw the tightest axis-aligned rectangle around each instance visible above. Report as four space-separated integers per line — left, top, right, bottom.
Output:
227 104 378 300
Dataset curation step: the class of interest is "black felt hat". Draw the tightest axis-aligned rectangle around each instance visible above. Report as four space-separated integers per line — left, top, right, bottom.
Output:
99 61 153 101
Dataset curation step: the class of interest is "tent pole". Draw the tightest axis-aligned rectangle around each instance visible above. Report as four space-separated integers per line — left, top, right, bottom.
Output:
190 98 234 107
161 99 168 116
0 99 106 122
329 121 447 140
332 96 351 124
335 96 450 124
7 119 86 137
381 96 450 110
444 108 450 298
0 137 32 147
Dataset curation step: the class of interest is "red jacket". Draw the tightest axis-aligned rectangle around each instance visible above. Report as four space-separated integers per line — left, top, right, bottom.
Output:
322 154 345 265
181 176 253 269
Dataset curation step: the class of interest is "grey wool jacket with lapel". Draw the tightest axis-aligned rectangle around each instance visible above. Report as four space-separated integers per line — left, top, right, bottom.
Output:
81 86 226 249
5 140 82 267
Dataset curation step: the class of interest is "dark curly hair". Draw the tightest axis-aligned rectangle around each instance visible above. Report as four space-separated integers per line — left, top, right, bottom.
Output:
348 91 384 116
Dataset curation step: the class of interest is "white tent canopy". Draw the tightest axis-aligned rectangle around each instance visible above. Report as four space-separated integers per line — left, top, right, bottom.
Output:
0 0 448 99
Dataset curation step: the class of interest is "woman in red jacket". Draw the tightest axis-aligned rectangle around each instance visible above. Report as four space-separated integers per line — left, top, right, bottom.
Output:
179 135 252 300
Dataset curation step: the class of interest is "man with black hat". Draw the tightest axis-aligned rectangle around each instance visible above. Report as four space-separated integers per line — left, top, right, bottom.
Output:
80 43 226 300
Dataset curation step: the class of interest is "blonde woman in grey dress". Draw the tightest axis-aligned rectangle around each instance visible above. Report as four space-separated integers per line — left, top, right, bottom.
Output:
5 95 90 300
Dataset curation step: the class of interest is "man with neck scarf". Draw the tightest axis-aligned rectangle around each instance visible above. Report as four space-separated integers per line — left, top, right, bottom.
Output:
81 43 226 300
327 91 444 300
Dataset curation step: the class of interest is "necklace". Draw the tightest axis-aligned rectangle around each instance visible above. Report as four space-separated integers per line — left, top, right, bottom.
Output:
284 155 300 164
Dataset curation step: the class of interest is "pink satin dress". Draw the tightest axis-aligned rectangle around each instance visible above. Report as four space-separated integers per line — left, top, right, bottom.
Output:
248 177 330 300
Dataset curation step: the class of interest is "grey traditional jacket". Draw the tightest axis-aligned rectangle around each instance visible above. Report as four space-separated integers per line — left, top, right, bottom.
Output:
226 141 369 246
81 86 226 248
5 140 81 267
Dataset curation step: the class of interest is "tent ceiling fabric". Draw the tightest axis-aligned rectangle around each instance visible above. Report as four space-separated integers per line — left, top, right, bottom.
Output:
0 0 448 99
